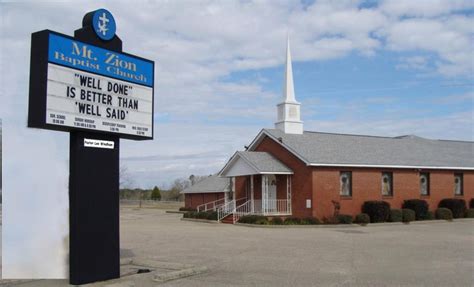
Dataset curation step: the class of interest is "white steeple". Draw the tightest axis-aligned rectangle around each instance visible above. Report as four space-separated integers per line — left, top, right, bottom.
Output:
275 35 303 134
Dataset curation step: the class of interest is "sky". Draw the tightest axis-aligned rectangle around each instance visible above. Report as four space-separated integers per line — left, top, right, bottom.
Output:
1 0 473 189
0 0 473 279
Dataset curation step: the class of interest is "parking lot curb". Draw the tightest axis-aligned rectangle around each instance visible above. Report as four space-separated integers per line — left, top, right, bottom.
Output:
234 218 473 228
153 266 209 282
180 218 219 224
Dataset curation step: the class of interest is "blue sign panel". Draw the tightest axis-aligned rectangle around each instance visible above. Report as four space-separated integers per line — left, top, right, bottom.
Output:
92 9 116 41
48 33 153 87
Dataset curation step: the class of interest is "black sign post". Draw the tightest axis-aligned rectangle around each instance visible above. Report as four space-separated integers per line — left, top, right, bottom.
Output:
27 9 154 285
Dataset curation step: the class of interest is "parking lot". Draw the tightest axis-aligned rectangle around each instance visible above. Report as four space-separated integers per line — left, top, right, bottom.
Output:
127 209 474 287
2 206 474 286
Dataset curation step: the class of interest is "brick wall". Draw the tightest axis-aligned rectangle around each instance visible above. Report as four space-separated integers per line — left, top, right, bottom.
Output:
313 168 474 218
254 136 313 218
184 192 225 209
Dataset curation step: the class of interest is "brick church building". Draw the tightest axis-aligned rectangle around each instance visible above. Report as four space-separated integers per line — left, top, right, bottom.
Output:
183 38 473 222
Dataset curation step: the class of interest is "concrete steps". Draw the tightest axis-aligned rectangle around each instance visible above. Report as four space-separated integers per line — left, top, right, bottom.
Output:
220 214 234 224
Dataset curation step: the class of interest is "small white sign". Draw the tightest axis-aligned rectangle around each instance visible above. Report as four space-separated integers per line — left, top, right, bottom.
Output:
84 138 115 149
306 199 311 208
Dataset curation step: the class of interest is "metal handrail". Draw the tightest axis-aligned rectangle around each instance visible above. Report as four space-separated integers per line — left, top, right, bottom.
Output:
234 200 252 223
251 199 291 215
197 197 226 212
217 200 235 222
216 197 247 222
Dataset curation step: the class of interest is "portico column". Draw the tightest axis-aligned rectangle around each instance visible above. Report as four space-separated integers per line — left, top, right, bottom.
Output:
261 175 266 215
251 175 254 213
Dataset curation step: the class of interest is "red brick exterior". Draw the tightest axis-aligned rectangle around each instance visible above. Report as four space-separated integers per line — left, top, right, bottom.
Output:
254 136 314 218
254 135 474 219
184 192 225 210
312 168 473 219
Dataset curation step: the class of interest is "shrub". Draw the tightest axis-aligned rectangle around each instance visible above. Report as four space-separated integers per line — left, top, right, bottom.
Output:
255 218 270 225
284 217 301 225
322 217 339 224
389 209 403 222
362 201 391 223
354 213 370 225
301 217 321 225
271 217 284 225
336 214 353 224
402 199 429 220
435 208 453 220
196 211 210 219
438 198 466 218
465 209 474 218
239 215 267 224
425 211 435 220
402 209 416 223
206 211 218 221
470 199 474 209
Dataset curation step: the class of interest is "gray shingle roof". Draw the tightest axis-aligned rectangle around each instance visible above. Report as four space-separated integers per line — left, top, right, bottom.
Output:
237 151 293 174
218 151 293 177
181 175 230 194
259 129 474 169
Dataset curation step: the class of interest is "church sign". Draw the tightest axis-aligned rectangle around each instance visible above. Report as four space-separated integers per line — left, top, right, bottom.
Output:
28 19 154 140
26 9 154 285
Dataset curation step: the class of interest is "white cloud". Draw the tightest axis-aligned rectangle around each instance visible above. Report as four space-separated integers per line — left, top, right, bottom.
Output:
396 56 430 70
382 16 473 76
380 0 474 18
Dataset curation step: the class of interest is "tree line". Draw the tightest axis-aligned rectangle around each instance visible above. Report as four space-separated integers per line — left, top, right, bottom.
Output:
119 173 211 201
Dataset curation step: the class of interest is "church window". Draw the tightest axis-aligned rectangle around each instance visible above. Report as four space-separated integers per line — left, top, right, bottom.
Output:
340 172 352 197
381 172 393 196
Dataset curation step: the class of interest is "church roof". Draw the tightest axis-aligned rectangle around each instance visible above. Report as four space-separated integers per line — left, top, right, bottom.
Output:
248 129 474 170
219 151 293 177
181 175 230 194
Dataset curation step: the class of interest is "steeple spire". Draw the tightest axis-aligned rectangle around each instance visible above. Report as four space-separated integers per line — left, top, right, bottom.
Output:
275 35 303 134
283 35 296 102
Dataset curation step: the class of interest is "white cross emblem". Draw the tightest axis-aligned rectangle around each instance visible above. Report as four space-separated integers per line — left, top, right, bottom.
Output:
98 12 110 36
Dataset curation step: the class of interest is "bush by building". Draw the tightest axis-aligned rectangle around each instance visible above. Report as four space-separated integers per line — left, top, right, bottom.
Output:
238 215 267 224
389 209 403 222
470 199 474 209
425 210 435 220
255 217 270 225
284 217 301 225
336 214 353 224
300 217 321 225
402 209 416 223
402 199 429 220
362 201 391 223
271 217 284 225
465 209 474 218
438 198 466 218
183 211 217 220
353 213 370 225
435 208 453 220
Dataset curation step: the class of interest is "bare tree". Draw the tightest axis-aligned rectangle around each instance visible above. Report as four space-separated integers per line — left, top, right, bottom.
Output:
167 178 189 201
119 165 133 189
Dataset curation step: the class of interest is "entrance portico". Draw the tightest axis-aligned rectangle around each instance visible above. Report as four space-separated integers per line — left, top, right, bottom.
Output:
218 151 293 221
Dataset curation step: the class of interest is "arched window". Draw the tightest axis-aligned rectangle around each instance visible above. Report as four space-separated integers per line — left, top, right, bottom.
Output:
454 173 463 195
340 171 352 196
381 172 393 196
420 173 429 195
